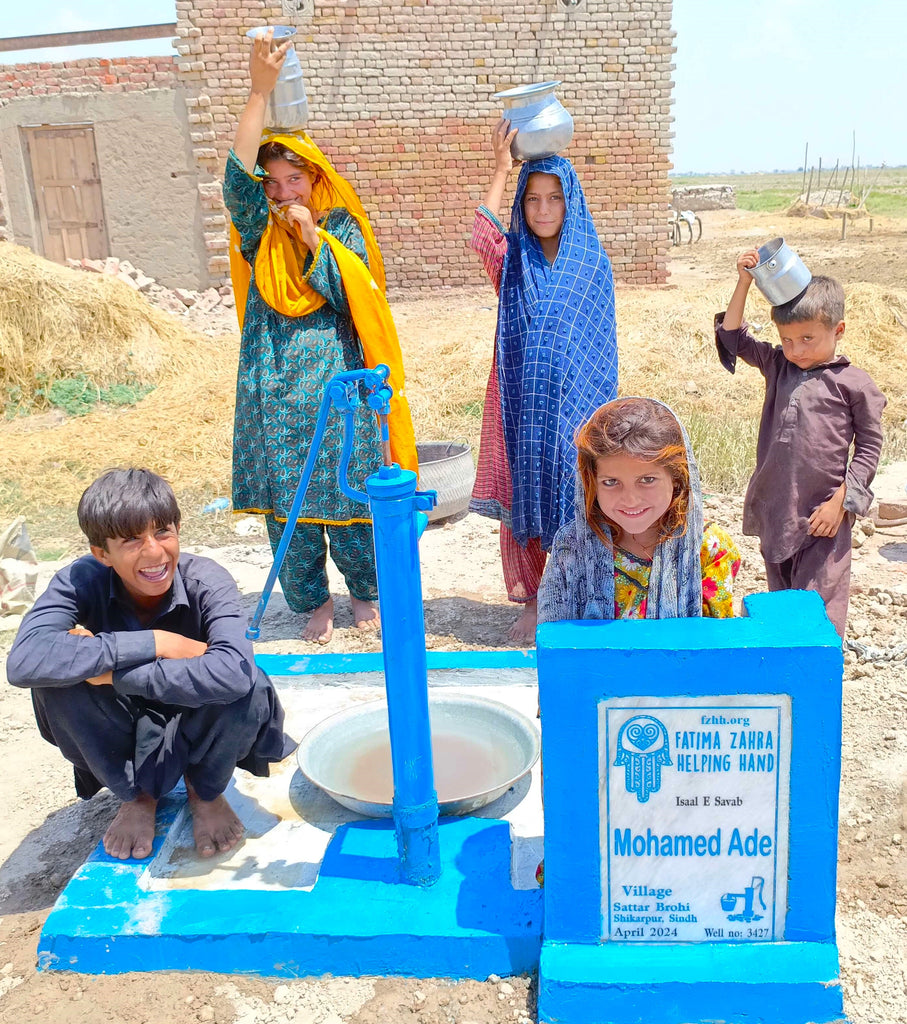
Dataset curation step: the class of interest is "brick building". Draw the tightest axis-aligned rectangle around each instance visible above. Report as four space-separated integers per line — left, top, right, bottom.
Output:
0 0 675 291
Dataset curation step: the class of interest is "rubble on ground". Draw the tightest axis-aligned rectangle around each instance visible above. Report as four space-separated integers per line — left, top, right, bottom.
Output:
67 255 236 322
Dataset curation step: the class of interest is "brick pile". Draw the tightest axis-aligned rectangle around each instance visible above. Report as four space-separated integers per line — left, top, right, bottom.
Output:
69 254 235 321
671 184 736 212
176 0 675 290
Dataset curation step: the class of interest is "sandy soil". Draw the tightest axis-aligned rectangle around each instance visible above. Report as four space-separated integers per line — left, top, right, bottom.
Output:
1 208 906 1024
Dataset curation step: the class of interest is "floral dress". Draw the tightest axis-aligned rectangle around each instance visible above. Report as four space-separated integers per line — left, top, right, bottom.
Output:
613 523 741 619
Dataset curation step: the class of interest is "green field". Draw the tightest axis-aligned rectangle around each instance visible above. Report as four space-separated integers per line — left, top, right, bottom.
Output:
671 167 907 216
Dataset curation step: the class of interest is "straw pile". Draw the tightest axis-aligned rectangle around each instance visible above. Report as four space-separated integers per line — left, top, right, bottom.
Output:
1 240 905 525
0 242 236 512
0 243 209 400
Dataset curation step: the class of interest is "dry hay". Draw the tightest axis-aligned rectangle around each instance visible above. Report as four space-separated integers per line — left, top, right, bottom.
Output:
616 279 907 418
394 289 496 450
2 254 906 523
0 242 209 403
787 200 867 221
0 242 236 513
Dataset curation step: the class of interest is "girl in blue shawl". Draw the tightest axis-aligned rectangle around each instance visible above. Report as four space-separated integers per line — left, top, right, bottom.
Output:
470 119 618 642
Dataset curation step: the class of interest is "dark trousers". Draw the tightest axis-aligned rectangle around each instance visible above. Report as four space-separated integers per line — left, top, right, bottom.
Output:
31 672 294 803
762 517 852 638
265 516 378 614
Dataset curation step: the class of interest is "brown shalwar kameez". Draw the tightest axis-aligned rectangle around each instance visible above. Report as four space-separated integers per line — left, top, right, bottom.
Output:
715 314 886 636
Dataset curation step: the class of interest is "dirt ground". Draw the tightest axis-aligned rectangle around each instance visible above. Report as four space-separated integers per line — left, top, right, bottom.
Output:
1 207 906 1024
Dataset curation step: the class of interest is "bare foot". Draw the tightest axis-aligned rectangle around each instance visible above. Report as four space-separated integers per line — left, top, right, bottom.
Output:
351 596 380 632
103 793 158 860
186 783 244 858
303 597 334 643
508 599 538 645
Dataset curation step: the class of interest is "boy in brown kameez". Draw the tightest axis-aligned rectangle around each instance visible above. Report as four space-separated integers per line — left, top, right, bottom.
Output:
716 253 886 637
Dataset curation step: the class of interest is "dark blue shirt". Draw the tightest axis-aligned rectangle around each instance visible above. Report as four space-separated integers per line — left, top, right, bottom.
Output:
7 552 258 708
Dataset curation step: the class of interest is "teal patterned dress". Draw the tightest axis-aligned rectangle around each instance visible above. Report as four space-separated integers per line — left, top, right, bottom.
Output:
223 151 381 613
223 150 382 525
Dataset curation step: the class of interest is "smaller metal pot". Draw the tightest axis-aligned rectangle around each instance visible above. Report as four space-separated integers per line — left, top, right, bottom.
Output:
747 237 811 306
493 81 574 161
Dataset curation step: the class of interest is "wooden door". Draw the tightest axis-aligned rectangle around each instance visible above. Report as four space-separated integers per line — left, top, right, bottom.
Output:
20 124 109 263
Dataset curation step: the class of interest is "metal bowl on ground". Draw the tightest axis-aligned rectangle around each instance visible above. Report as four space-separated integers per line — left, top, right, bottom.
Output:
297 694 540 817
416 441 475 522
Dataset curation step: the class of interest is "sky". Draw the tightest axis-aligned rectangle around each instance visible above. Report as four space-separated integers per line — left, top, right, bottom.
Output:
671 0 907 173
2 0 906 174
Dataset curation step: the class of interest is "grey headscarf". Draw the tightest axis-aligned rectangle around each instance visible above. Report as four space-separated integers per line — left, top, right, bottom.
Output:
537 398 704 623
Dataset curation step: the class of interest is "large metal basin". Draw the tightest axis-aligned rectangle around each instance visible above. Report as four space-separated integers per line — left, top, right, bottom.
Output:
416 441 475 522
297 694 540 817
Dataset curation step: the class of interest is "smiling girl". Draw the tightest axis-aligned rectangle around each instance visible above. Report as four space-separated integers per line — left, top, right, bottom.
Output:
538 398 741 622
223 30 415 644
470 119 619 642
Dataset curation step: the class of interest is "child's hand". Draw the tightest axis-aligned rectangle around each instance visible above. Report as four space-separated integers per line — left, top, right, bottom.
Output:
283 203 320 250
249 27 289 96
736 249 759 284
491 118 519 175
68 626 113 683
85 671 114 687
807 492 846 538
153 629 208 660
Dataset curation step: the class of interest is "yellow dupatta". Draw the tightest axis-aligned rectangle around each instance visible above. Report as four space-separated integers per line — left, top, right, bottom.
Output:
228 131 417 474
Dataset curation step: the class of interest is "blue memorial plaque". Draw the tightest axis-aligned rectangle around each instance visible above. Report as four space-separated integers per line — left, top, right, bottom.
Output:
600 695 791 943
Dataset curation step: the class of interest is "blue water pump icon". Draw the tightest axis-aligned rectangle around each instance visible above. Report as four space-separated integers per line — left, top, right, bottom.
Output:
720 876 766 922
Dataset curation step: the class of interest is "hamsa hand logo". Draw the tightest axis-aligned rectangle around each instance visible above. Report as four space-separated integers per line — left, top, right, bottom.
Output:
614 715 671 803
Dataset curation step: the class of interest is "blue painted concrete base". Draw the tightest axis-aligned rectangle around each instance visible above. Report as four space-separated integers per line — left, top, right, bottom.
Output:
38 802 541 979
538 940 847 1024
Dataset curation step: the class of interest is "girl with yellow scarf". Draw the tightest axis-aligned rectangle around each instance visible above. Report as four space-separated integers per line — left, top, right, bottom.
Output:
224 30 416 643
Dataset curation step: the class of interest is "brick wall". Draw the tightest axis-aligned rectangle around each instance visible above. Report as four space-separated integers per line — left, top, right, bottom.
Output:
0 56 177 99
175 0 675 291
0 57 179 244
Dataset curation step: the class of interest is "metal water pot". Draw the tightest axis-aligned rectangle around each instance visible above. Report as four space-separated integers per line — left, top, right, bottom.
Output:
493 81 574 161
246 26 309 132
747 237 812 306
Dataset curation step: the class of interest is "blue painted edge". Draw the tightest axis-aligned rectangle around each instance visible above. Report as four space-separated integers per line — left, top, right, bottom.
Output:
540 942 843 1024
256 648 538 676
540 937 841 982
536 590 842 652
538 940 847 1024
38 815 543 980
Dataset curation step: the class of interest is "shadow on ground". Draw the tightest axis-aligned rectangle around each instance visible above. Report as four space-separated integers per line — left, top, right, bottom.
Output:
0 792 117 914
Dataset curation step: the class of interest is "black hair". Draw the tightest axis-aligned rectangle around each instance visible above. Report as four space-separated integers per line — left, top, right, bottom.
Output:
257 141 316 177
77 468 181 549
771 275 845 327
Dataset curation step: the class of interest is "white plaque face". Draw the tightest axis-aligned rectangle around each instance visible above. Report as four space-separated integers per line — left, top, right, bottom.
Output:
599 695 790 942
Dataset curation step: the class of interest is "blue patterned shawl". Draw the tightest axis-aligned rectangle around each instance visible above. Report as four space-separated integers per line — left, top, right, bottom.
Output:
498 155 618 549
537 399 705 622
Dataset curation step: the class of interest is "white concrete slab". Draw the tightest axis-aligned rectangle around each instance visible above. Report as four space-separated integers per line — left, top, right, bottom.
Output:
142 674 543 893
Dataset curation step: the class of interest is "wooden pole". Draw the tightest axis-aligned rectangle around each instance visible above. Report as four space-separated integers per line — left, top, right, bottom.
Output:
836 164 850 207
802 143 809 196
821 159 839 207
